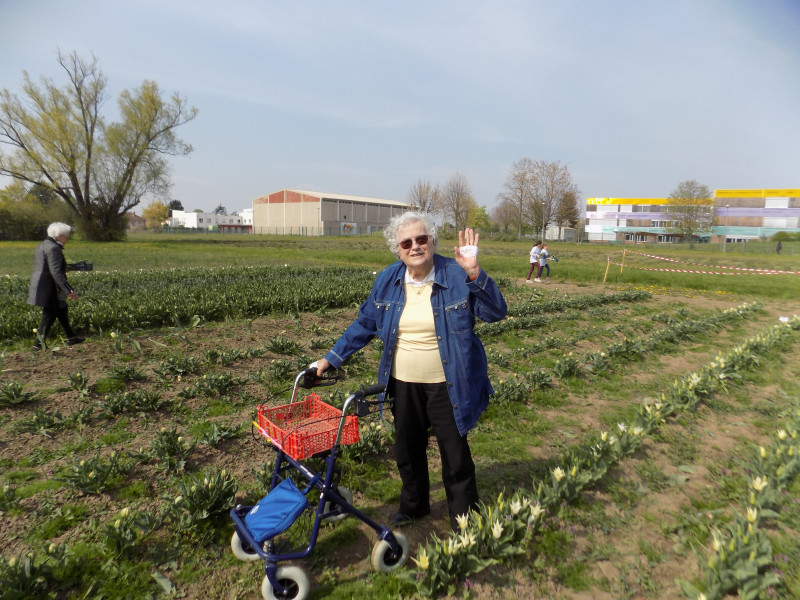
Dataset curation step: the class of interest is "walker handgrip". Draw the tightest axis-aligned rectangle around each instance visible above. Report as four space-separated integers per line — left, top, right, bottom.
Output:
354 384 386 417
300 367 339 389
358 384 386 398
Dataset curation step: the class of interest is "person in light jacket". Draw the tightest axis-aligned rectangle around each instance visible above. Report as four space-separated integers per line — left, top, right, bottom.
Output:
27 222 84 349
315 211 507 530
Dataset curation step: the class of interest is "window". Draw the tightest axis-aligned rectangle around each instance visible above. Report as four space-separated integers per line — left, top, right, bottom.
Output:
657 235 676 243
199 218 203 223
625 234 649 242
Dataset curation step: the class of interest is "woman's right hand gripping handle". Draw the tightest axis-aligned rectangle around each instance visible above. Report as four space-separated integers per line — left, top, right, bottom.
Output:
315 358 331 377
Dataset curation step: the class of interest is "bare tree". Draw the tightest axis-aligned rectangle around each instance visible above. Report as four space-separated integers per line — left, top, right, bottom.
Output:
666 180 713 242
407 178 441 214
526 160 579 241
497 157 535 238
0 51 197 241
490 198 516 234
440 173 475 233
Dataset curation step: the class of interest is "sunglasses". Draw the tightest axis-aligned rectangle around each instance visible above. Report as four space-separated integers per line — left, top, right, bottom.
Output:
399 234 429 250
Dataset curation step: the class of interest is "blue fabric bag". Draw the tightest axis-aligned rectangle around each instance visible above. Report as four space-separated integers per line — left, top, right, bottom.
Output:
244 478 309 543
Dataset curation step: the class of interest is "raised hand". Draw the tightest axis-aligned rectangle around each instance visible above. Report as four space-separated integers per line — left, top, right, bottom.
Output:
454 228 480 278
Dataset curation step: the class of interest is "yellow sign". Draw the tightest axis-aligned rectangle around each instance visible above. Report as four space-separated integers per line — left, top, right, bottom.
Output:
714 189 800 198
586 198 670 205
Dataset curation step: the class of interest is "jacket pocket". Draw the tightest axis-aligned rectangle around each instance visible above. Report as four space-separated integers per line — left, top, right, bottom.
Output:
444 299 473 334
372 300 393 334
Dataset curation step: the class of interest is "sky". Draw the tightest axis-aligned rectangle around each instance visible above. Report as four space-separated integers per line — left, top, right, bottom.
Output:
1 0 799 215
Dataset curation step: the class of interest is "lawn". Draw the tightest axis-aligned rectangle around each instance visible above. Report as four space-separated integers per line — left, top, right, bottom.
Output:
1 233 800 600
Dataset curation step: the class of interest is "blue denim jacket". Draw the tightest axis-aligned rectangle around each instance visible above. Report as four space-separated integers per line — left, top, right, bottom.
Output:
324 253 507 436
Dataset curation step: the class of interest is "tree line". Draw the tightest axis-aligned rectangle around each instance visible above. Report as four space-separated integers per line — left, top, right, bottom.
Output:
407 158 581 239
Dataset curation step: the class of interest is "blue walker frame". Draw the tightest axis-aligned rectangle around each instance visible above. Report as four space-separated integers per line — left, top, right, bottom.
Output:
230 369 407 597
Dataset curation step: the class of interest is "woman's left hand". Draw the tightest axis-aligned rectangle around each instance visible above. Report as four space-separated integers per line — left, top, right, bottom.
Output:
455 228 480 279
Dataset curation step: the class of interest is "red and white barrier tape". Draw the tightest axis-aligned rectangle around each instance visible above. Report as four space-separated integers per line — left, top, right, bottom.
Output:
608 261 781 275
616 249 800 275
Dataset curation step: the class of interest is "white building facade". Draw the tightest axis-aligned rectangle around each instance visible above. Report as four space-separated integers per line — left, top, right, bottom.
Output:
166 210 252 233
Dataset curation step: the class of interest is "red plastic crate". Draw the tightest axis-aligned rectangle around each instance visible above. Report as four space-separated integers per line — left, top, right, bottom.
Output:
256 393 359 460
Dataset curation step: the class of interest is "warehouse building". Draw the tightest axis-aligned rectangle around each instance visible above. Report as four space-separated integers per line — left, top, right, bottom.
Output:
251 190 414 236
585 188 800 243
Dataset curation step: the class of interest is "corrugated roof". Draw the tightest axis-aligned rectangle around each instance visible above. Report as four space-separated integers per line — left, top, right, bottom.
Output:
255 189 413 208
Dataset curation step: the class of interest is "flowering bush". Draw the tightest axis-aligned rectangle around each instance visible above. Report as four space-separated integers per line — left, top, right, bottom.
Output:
680 392 800 600
403 491 547 597
344 420 393 462
58 451 123 494
169 468 237 533
103 507 159 557
149 427 194 472
551 353 583 379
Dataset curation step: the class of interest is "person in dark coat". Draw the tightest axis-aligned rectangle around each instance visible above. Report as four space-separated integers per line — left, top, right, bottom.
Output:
27 222 84 349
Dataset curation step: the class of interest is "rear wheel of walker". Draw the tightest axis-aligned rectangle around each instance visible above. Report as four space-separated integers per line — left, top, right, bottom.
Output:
230 531 261 562
370 531 409 573
322 486 353 522
261 565 310 600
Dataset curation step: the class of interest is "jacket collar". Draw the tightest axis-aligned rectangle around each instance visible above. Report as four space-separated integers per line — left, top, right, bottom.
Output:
432 254 449 289
391 254 450 289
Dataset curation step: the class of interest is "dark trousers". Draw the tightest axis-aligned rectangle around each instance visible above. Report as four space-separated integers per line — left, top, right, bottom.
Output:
537 264 550 278
388 377 479 530
527 263 538 279
37 301 75 344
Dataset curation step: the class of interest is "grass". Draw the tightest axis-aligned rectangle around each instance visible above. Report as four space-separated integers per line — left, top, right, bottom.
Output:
1 234 800 599
3 233 800 300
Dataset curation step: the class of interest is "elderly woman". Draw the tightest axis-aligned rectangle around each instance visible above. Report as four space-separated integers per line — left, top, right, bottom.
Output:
27 222 84 349
315 211 507 530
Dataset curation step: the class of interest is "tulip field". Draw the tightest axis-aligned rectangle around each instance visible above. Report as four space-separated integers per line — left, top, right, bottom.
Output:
1 234 800 600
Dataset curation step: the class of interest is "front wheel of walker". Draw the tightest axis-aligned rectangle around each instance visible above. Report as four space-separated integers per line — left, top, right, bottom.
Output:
370 531 409 573
262 565 310 600
231 531 261 562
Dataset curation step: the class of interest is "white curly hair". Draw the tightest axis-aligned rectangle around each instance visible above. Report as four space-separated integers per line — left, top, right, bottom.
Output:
384 211 438 256
47 222 73 239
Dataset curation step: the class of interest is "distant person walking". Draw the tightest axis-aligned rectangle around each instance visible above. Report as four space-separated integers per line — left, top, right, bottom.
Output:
536 243 552 283
776 241 782 254
526 241 541 283
27 222 85 349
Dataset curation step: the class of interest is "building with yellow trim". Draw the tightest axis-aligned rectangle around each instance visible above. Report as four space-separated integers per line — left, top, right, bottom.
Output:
585 189 800 243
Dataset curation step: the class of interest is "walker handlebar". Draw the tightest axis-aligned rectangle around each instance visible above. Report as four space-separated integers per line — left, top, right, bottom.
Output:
352 384 386 417
355 384 386 398
298 367 339 390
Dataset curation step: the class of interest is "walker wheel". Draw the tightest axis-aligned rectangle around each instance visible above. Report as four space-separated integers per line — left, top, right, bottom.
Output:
261 565 310 600
370 530 409 573
230 531 261 562
322 486 353 522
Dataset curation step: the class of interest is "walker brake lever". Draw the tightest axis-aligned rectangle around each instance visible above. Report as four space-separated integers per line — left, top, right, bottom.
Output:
300 367 339 389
